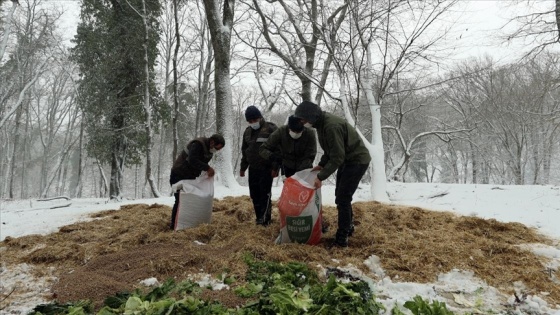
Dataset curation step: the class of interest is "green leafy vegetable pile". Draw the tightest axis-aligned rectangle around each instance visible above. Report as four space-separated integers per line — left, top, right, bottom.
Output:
30 257 455 315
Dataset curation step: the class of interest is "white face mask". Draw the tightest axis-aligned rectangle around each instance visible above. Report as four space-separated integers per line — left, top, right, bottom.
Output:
304 122 313 128
209 148 217 154
249 122 261 130
289 131 302 139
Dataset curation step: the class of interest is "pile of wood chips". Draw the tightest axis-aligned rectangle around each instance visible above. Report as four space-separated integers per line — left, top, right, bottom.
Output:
1 195 558 309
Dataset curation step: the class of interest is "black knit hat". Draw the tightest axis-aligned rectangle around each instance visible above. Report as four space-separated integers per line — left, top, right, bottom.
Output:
288 115 304 132
245 106 262 121
294 101 322 125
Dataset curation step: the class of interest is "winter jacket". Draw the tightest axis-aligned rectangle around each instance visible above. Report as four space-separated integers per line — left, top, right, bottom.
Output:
170 138 213 185
314 112 371 181
259 125 316 172
240 120 278 171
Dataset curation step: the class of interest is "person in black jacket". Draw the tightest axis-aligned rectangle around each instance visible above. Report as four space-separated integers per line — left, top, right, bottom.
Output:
169 134 225 229
240 106 278 225
259 115 316 178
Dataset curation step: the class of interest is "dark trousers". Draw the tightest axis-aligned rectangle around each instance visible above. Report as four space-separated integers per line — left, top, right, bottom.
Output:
248 166 273 224
335 163 369 236
170 192 180 229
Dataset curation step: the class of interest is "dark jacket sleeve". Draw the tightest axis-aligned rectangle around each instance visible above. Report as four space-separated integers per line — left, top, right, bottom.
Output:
240 128 249 172
302 129 317 169
317 124 345 181
259 128 282 163
187 141 210 172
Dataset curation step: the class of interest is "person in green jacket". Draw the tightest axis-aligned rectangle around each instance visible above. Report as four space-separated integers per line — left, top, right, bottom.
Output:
259 115 317 178
294 101 371 247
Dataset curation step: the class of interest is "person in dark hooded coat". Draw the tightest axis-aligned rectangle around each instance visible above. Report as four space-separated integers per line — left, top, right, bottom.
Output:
259 115 317 178
294 101 371 247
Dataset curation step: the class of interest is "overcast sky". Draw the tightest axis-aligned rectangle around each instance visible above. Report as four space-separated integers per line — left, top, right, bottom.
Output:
48 0 555 63
450 0 558 63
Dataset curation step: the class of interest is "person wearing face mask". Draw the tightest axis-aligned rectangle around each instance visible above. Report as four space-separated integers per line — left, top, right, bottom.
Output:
240 105 278 226
294 101 371 247
169 134 225 229
259 115 316 179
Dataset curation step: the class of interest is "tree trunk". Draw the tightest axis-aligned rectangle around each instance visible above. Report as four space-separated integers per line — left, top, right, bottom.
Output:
40 142 76 198
172 0 180 161
470 142 477 184
1 149 9 198
388 152 411 181
109 135 125 198
203 0 239 188
20 101 30 198
157 121 166 190
448 144 459 183
556 0 560 41
542 135 553 184
135 165 139 198
8 102 24 199
196 32 213 136
141 0 161 198
513 145 523 185
336 45 388 202
96 160 109 198
0 2 17 61
74 120 85 198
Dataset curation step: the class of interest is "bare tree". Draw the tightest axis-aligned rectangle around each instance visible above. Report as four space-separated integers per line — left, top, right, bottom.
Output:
239 0 347 104
442 55 560 184
0 0 63 199
382 83 471 181
504 0 560 56
251 44 289 112
32 61 80 197
319 0 458 199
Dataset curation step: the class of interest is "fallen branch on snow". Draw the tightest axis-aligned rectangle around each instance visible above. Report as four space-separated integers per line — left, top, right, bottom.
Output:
50 203 72 209
37 196 71 202
428 191 449 199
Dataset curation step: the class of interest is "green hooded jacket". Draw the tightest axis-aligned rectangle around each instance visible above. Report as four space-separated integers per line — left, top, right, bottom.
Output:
314 112 371 181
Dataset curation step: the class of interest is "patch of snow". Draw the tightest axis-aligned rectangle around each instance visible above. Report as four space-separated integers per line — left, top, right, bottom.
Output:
139 277 160 287
0 264 56 315
187 273 229 291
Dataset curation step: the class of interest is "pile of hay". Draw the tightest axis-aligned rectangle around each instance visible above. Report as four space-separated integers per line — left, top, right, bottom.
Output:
1 196 558 309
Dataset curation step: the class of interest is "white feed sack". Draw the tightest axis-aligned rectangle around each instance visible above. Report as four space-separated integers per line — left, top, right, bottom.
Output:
172 175 214 230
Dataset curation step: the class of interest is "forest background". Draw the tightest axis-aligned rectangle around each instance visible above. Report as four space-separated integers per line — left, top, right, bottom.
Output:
1 0 560 201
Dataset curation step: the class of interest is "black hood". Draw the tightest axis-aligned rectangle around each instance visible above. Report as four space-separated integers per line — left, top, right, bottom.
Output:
294 101 322 125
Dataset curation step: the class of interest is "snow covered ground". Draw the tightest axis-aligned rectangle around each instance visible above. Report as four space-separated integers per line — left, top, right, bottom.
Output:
1 181 559 314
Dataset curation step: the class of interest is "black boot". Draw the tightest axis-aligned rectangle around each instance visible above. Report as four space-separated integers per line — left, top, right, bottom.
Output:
348 224 355 237
321 217 330 233
334 230 349 247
